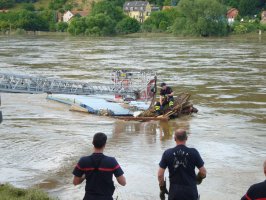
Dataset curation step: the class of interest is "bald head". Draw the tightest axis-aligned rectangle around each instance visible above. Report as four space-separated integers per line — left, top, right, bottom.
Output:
174 129 188 142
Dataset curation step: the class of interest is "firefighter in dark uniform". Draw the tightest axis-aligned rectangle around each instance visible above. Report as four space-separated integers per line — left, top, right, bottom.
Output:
158 129 207 200
155 83 174 115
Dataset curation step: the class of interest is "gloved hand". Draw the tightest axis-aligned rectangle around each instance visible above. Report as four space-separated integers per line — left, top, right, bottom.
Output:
159 180 169 200
196 173 206 185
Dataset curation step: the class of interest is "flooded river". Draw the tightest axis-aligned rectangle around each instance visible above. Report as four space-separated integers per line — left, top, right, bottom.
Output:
0 34 265 200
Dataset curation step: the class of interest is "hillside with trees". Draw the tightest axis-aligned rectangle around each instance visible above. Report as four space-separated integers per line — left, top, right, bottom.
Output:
0 0 265 36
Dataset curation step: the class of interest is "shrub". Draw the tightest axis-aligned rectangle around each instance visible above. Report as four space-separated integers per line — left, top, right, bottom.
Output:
233 21 259 34
0 0 15 9
22 3 35 11
116 17 140 34
233 24 248 34
56 21 68 32
142 9 177 32
259 23 266 31
68 17 87 35
85 13 116 36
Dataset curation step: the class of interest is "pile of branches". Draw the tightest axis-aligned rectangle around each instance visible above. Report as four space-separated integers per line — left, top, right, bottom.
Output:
138 93 198 118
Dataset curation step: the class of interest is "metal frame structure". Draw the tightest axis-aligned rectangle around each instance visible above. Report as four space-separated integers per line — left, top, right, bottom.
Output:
0 71 156 101
111 70 157 101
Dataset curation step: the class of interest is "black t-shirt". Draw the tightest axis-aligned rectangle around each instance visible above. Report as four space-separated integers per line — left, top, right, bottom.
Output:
160 86 173 96
73 153 124 199
159 145 204 186
241 180 266 200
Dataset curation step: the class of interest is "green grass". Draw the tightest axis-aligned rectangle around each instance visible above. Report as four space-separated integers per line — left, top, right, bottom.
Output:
0 184 55 200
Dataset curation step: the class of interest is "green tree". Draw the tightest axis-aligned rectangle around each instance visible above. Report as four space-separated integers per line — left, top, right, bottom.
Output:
91 0 125 22
85 13 116 36
49 0 67 10
17 10 49 31
149 0 164 6
0 0 15 9
106 0 126 7
56 21 68 32
39 9 57 31
0 20 9 31
142 9 177 32
219 0 238 8
239 0 257 16
22 3 35 11
0 11 19 29
164 0 171 6
68 17 87 35
116 17 140 34
173 0 228 36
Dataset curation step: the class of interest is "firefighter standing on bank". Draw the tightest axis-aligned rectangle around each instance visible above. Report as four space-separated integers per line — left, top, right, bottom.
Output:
155 83 174 115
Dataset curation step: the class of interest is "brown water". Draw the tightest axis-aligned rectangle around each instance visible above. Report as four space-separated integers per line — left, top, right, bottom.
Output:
0 34 265 200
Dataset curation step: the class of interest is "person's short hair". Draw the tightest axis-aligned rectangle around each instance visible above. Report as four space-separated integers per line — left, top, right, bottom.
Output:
174 129 188 141
93 132 107 148
161 82 166 87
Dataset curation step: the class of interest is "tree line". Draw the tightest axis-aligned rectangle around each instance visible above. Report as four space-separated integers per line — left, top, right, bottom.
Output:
0 0 266 36
67 1 140 36
0 0 38 9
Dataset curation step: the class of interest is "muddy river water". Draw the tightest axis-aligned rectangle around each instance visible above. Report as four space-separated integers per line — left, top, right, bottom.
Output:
0 34 265 200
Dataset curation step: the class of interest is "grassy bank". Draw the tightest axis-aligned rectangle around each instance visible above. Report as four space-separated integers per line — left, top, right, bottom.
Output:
0 184 55 200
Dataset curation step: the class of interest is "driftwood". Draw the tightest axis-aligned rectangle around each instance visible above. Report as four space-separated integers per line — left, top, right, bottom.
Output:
138 93 197 119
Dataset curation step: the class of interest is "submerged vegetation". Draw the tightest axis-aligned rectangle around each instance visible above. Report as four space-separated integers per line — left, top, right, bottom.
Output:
0 0 265 36
0 184 54 200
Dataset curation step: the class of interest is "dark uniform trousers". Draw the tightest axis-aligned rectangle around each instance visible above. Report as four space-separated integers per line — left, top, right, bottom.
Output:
83 194 113 200
169 184 198 200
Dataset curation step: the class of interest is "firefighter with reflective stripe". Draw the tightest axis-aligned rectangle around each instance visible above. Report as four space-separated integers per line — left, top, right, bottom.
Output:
241 160 266 200
155 83 174 115
72 132 126 200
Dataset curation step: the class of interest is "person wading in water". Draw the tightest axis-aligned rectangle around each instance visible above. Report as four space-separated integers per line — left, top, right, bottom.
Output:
158 129 207 200
72 132 126 200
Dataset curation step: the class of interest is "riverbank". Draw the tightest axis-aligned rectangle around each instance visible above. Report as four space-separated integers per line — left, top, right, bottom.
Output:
0 184 54 200
1 29 265 39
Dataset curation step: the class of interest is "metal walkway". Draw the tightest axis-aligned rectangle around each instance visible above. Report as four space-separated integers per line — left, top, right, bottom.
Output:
0 73 135 96
0 71 156 99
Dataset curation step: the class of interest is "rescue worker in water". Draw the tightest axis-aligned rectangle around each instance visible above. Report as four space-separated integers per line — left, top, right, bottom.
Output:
155 83 174 115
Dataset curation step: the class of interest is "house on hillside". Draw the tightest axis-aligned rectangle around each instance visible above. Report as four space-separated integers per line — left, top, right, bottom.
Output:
162 6 175 10
123 1 151 23
261 11 266 24
227 8 238 24
63 10 89 23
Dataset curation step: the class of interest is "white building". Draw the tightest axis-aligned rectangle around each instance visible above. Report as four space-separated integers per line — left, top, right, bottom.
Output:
63 10 89 23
